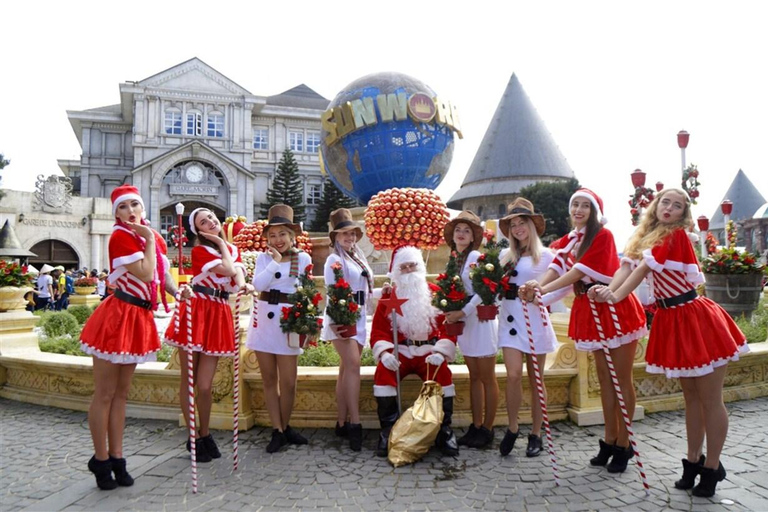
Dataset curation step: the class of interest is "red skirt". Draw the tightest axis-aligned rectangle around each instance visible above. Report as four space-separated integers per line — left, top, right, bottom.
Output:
80 295 160 364
164 297 236 357
570 293 648 351
646 296 747 378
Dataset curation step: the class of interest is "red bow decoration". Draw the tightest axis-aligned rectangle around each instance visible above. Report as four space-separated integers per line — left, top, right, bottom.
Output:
482 277 498 293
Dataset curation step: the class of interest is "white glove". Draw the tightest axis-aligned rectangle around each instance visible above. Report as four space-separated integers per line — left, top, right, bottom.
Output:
425 353 445 367
380 351 400 371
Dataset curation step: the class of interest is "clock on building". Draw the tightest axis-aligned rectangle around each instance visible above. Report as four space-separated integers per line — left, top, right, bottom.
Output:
185 164 204 183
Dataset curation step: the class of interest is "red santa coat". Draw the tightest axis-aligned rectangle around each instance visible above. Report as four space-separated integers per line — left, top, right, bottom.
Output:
549 228 648 351
370 286 458 395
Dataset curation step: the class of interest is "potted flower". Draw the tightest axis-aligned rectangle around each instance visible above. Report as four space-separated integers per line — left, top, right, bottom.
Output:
73 276 99 295
701 220 767 318
0 261 35 312
325 261 361 338
280 265 323 348
469 232 504 320
432 251 470 336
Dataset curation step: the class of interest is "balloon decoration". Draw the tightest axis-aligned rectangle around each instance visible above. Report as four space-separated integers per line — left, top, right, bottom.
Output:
364 188 450 250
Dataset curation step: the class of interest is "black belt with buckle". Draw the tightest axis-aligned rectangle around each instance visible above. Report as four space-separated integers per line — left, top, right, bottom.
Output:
114 289 152 310
657 289 698 309
399 338 438 347
192 285 230 300
259 289 291 305
574 281 605 296
504 283 520 300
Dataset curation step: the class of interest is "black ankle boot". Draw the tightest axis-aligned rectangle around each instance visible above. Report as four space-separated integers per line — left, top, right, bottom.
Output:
88 455 118 490
590 439 614 466
435 397 459 456
458 424 479 446
526 434 543 457
692 462 726 498
606 444 634 473
266 429 288 453
467 426 493 449
348 423 363 452
284 425 308 445
499 429 519 456
674 455 705 490
201 434 221 459
375 396 399 457
335 421 349 437
186 438 212 462
108 456 134 487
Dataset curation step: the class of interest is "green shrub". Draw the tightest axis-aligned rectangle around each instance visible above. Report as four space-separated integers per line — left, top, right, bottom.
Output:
298 341 341 367
736 299 768 343
360 347 375 367
156 345 173 363
39 336 86 356
68 305 92 325
39 311 81 338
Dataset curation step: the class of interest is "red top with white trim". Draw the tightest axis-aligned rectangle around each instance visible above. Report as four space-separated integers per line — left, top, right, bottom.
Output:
642 229 705 299
190 243 245 293
108 226 166 301
549 227 619 283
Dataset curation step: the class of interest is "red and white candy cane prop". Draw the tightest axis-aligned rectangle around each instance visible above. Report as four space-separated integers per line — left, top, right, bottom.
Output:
587 296 650 495
184 293 198 494
522 290 559 486
232 290 243 471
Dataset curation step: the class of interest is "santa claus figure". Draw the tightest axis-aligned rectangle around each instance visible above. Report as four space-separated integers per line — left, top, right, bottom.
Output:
370 246 459 457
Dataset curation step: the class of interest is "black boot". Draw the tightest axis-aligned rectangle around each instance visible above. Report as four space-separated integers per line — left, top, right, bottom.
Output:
335 421 349 437
186 438 212 462
88 455 118 490
526 434 543 457
375 396 400 457
348 423 363 452
606 444 634 473
467 426 493 449
590 439 614 466
284 425 308 445
108 455 134 487
201 434 221 459
499 429 519 456
458 424 479 446
435 396 459 457
692 462 726 498
674 455 705 490
266 429 288 453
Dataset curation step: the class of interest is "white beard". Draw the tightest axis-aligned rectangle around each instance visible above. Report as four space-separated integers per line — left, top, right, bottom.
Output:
393 271 437 341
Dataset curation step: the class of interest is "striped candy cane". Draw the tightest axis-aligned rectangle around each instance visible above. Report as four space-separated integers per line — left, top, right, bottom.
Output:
587 296 650 495
185 294 198 494
522 291 559 486
232 290 243 471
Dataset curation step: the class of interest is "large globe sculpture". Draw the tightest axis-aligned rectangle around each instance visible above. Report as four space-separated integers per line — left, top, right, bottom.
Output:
320 72 459 204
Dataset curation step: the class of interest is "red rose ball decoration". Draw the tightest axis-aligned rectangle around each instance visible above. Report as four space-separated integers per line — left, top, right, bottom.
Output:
364 188 450 250
233 219 313 255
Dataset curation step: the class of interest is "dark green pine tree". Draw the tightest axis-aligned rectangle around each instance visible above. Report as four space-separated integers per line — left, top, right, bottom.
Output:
261 148 306 223
308 178 358 232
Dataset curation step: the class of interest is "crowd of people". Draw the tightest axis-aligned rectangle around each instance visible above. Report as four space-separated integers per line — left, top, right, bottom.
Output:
27 264 109 311
78 184 746 500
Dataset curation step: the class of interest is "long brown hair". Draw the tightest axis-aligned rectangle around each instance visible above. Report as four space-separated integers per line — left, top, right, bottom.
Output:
574 204 602 261
192 209 223 251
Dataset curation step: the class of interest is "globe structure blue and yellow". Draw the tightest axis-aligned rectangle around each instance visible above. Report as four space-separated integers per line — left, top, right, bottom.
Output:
320 72 456 204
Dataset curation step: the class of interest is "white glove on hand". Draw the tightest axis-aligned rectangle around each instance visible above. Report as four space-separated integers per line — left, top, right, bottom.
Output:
425 353 445 367
380 351 400 371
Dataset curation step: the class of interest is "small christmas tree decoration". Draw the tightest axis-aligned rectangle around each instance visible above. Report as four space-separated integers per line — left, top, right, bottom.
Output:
432 251 470 336
469 233 504 320
325 261 362 338
279 265 323 349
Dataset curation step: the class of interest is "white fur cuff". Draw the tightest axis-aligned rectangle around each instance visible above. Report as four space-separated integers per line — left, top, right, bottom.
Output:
434 339 456 362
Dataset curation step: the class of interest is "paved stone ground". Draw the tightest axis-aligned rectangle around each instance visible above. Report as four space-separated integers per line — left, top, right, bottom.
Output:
1 397 767 512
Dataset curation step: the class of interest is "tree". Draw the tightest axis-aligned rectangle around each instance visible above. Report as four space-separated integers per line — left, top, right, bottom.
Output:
0 153 9 202
261 148 306 223
308 178 358 232
517 178 581 245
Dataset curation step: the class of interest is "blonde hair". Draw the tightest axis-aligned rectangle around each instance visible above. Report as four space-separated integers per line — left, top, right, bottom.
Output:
624 188 694 259
501 217 544 267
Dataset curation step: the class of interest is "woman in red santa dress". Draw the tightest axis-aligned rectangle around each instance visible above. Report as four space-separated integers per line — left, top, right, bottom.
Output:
591 188 747 498
164 207 252 462
80 185 177 490
523 188 648 474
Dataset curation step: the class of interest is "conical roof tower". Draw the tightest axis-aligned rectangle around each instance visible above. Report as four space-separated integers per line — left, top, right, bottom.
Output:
447 74 574 217
709 169 766 230
0 220 37 258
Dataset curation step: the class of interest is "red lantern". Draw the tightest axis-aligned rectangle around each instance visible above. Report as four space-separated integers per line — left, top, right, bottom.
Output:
630 169 646 188
697 215 709 231
720 200 733 215
677 130 690 149
655 181 664 192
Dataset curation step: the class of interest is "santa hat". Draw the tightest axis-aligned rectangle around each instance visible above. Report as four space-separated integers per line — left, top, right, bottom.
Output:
388 245 425 276
111 185 144 217
570 188 608 225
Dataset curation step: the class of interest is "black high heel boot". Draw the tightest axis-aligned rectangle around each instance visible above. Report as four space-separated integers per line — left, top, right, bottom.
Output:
692 462 726 498
499 429 519 456
458 424 479 446
375 396 400 457
525 434 543 457
590 440 614 466
606 444 634 473
201 434 221 459
335 421 349 437
674 455 705 490
109 456 134 487
88 456 118 490
186 438 212 462
348 423 363 452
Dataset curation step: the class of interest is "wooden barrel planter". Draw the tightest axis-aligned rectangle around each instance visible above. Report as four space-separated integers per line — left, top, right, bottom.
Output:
704 273 764 319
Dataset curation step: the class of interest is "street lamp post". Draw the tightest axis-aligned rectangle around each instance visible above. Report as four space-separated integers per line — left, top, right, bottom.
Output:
677 130 690 175
721 200 733 247
175 203 185 275
697 215 709 259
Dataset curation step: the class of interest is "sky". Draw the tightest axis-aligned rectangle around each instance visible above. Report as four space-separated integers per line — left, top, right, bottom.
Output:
2 0 767 248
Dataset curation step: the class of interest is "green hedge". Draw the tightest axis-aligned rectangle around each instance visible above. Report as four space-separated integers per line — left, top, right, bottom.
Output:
39 312 81 338
735 299 768 344
39 336 86 356
68 305 93 325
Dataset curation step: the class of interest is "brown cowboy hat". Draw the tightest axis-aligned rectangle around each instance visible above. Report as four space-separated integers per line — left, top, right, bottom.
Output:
499 197 546 238
265 204 302 236
443 210 484 251
329 208 363 244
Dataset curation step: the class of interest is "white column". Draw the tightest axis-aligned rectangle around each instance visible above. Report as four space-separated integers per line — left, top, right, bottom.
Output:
91 233 100 270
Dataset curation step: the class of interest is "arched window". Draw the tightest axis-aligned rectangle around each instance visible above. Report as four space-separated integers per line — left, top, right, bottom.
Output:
207 112 224 138
164 108 181 135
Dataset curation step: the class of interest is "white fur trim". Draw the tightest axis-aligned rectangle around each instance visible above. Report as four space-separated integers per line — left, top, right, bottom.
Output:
433 339 457 362
372 340 395 363
642 249 704 286
620 256 638 270
646 343 749 378
570 191 605 224
373 385 398 397
201 258 223 274
188 208 206 235
80 342 158 364
112 252 144 270
574 325 649 352
112 193 143 216
572 263 613 284
441 384 455 397
687 232 700 243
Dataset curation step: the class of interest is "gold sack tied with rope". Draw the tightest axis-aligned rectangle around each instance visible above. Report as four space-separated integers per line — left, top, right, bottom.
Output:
388 366 444 467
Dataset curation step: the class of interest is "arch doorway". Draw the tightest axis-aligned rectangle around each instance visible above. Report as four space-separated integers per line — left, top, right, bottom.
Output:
29 239 79 270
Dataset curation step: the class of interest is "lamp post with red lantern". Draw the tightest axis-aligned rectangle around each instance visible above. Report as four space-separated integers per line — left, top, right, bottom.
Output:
697 215 709 259
628 169 655 226
721 200 733 228
677 130 689 175
175 203 185 276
